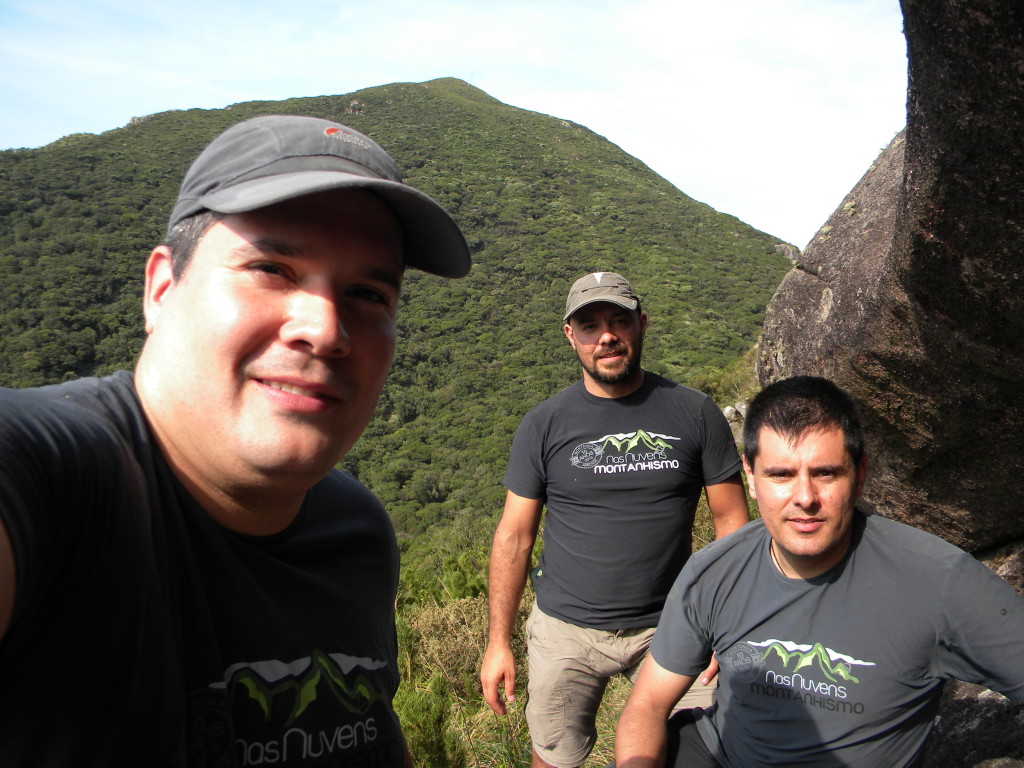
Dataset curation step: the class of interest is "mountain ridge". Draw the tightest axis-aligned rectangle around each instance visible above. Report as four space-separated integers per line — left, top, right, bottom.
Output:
0 76 791 574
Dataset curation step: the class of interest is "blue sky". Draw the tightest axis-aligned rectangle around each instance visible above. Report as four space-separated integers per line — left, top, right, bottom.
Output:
0 0 907 248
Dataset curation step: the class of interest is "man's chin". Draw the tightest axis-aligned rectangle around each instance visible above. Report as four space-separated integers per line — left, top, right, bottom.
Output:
592 361 635 385
242 429 352 475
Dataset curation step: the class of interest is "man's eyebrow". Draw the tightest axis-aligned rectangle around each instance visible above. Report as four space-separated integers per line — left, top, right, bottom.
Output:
240 238 303 257
812 463 849 473
365 266 404 292
237 239 403 291
759 462 848 474
576 307 630 321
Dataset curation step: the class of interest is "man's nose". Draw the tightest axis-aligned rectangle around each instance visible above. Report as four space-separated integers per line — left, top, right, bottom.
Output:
283 292 351 356
792 473 818 508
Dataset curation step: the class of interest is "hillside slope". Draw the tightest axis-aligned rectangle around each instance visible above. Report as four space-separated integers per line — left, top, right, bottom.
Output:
0 77 791 563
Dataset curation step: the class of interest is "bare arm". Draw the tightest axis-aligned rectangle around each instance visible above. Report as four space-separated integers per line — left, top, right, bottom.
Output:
0 519 14 640
706 471 749 539
480 490 543 715
616 654 698 768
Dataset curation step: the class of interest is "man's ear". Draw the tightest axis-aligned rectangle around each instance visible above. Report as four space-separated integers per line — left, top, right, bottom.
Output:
563 322 576 348
143 246 175 334
742 454 757 501
639 312 648 337
854 453 869 499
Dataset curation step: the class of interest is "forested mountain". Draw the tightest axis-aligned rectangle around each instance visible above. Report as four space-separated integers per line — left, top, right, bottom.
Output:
1 76 792 764
0 77 790 590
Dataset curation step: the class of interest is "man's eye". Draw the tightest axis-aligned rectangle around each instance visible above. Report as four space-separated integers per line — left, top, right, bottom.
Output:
351 286 389 305
250 262 288 277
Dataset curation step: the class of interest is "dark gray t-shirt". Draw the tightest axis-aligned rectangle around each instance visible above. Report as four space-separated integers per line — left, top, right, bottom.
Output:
504 373 742 629
652 512 1024 768
0 373 406 766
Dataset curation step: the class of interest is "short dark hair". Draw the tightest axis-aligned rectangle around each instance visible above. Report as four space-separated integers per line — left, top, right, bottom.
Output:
743 376 865 469
163 210 222 280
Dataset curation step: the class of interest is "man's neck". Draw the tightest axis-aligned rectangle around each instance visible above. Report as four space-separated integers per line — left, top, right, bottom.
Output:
581 369 646 399
177 473 306 536
769 535 852 580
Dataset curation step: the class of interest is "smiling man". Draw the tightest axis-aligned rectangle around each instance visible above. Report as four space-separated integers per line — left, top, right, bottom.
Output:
481 272 750 768
0 115 469 765
615 376 1024 768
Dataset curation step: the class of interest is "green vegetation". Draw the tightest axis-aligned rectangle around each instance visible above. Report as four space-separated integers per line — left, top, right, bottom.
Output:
0 77 791 765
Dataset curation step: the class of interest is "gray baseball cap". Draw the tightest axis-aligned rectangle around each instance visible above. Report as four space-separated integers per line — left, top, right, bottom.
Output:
168 115 471 278
563 271 640 321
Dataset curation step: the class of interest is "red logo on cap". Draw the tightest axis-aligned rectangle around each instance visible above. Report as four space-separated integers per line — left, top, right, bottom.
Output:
323 126 373 151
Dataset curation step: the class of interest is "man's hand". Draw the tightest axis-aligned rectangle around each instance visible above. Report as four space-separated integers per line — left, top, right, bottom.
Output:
698 653 719 686
480 642 517 715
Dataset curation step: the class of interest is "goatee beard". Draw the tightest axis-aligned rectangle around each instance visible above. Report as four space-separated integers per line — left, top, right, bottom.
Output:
580 341 643 386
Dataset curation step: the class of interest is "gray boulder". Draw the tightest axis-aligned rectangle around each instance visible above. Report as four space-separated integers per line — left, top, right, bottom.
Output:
759 0 1024 559
756 0 1024 764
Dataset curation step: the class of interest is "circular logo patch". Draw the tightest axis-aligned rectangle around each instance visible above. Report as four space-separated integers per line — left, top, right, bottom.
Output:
722 641 764 683
570 442 604 468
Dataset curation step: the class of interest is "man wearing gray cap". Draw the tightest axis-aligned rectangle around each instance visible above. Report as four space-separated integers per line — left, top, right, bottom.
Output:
481 272 750 768
0 115 469 765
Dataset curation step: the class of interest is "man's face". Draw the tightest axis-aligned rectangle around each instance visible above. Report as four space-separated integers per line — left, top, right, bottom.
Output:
137 189 403 514
564 302 646 390
743 426 867 578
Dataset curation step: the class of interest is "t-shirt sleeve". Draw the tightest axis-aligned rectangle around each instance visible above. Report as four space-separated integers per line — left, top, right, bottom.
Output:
934 550 1024 701
0 389 145 626
650 563 715 675
698 395 743 486
502 414 546 500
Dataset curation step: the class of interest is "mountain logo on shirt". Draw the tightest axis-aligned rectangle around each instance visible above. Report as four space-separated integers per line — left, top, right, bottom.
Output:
214 649 389 726
746 639 876 684
570 429 680 469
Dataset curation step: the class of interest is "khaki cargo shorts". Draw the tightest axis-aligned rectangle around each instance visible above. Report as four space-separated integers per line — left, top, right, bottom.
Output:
524 603 715 768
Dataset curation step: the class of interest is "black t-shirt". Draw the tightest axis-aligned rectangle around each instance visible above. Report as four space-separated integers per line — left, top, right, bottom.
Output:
504 373 742 629
0 372 405 766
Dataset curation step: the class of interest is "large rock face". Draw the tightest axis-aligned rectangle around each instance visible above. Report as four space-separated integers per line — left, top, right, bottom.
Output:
757 1 1024 764
759 0 1024 556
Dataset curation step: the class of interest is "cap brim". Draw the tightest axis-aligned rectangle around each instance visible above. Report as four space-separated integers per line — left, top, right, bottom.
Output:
563 295 638 322
199 170 471 278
